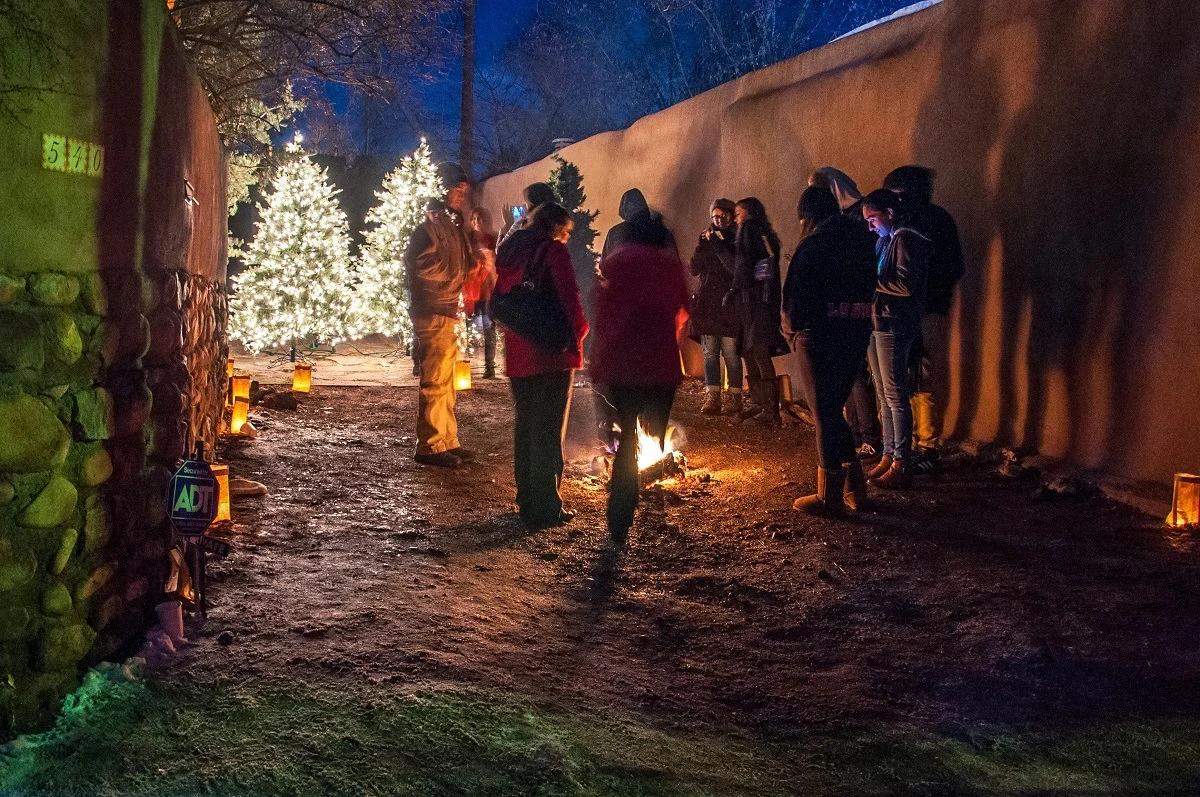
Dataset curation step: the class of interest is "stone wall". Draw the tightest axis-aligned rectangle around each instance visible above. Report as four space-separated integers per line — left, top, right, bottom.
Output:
478 0 1200 484
0 0 227 736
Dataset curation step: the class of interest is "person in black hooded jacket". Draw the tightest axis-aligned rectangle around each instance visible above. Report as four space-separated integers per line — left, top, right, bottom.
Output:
594 188 677 448
883 166 965 460
784 186 879 515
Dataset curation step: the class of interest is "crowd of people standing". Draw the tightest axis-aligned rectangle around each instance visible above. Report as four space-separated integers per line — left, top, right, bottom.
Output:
402 159 963 539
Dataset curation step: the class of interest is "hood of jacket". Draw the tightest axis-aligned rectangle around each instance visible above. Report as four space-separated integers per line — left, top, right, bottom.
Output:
618 189 650 221
815 167 863 212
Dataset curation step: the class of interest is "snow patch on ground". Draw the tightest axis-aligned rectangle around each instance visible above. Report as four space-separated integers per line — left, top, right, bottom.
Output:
834 0 944 42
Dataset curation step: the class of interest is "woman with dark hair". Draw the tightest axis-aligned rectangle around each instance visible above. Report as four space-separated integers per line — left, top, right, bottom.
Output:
724 197 787 425
687 198 742 415
591 211 688 541
494 202 589 529
784 185 879 515
861 188 932 489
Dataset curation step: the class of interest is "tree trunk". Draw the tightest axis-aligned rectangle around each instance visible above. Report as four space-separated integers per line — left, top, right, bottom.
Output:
460 0 475 176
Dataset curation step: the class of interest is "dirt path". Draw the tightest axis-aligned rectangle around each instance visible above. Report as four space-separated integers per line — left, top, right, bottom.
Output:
185 379 1200 745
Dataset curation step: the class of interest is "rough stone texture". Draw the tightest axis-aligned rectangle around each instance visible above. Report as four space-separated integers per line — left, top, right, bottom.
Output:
70 388 114 442
0 392 71 473
27 274 81 307
479 0 1200 484
0 1 226 737
18 475 78 529
0 276 25 305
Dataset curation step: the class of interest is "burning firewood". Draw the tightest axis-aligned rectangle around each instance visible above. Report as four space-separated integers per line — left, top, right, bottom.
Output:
639 450 688 487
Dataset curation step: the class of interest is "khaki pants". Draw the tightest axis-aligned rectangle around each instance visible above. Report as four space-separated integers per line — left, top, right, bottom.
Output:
413 314 460 455
912 313 949 449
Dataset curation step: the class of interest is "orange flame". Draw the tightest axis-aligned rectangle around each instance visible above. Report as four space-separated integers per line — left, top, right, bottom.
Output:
636 422 675 470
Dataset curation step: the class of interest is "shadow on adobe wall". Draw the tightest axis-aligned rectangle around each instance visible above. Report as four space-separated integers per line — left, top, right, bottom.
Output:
914 0 1200 476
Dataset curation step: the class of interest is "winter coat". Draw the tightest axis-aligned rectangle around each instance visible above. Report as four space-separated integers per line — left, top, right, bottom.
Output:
686 225 738 340
463 230 498 315
590 241 689 387
873 227 933 336
782 214 878 338
494 229 589 378
907 202 965 316
600 189 677 261
728 219 787 356
404 200 472 319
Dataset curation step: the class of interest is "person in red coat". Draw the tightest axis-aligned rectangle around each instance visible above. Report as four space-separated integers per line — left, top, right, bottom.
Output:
465 208 499 378
494 203 589 529
590 213 688 541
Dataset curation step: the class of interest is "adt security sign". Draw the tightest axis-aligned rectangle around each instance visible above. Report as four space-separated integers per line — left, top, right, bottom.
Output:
169 458 217 538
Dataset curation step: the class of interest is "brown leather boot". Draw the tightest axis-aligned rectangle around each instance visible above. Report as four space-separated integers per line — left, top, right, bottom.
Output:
869 459 911 490
842 461 871 512
701 390 721 415
865 454 893 480
793 467 846 516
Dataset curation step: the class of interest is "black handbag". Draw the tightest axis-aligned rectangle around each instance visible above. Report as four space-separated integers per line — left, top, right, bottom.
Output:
489 240 576 354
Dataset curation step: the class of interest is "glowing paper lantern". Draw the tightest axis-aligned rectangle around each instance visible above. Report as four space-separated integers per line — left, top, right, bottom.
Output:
231 396 250 434
454 360 472 391
231 375 251 401
292 362 312 393
211 463 231 522
1167 473 1200 528
226 359 235 378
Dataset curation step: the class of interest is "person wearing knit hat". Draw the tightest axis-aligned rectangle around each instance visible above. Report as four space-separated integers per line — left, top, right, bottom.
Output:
404 162 475 468
686 197 742 415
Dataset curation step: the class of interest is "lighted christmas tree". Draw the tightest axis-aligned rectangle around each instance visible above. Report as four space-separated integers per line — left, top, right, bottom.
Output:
230 137 356 354
350 140 441 347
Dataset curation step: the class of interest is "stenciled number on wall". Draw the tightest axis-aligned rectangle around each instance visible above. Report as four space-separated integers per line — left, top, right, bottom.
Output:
42 133 104 178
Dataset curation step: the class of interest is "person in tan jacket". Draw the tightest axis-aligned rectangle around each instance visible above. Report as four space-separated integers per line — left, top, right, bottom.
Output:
404 162 474 468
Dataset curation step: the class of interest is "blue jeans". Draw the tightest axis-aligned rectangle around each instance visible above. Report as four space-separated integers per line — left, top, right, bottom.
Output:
868 331 915 461
701 335 742 390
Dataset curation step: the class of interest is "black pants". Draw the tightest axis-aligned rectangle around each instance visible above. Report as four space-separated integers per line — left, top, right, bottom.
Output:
608 384 676 532
794 329 872 469
511 370 574 524
844 361 882 450
743 344 777 411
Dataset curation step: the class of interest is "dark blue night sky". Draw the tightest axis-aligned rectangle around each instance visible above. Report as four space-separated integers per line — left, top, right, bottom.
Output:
308 0 920 169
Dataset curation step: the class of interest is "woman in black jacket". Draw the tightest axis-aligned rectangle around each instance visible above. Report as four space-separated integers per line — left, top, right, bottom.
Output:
784 186 879 514
725 197 786 425
687 198 742 415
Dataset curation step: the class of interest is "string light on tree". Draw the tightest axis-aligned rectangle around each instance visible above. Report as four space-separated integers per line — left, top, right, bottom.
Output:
229 136 355 354
455 295 483 357
351 139 441 347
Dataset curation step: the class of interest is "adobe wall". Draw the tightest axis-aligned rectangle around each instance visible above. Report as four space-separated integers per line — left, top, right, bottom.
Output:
477 0 1200 484
0 0 227 736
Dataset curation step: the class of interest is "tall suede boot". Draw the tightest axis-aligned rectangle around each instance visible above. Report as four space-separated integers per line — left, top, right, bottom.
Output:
793 466 846 516
842 461 871 512
911 391 935 449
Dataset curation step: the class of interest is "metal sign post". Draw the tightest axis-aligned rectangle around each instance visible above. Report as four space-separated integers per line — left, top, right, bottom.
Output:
169 444 218 618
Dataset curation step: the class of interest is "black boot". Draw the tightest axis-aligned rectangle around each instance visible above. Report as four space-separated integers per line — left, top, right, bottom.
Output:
483 324 497 378
739 375 763 420
752 378 780 426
